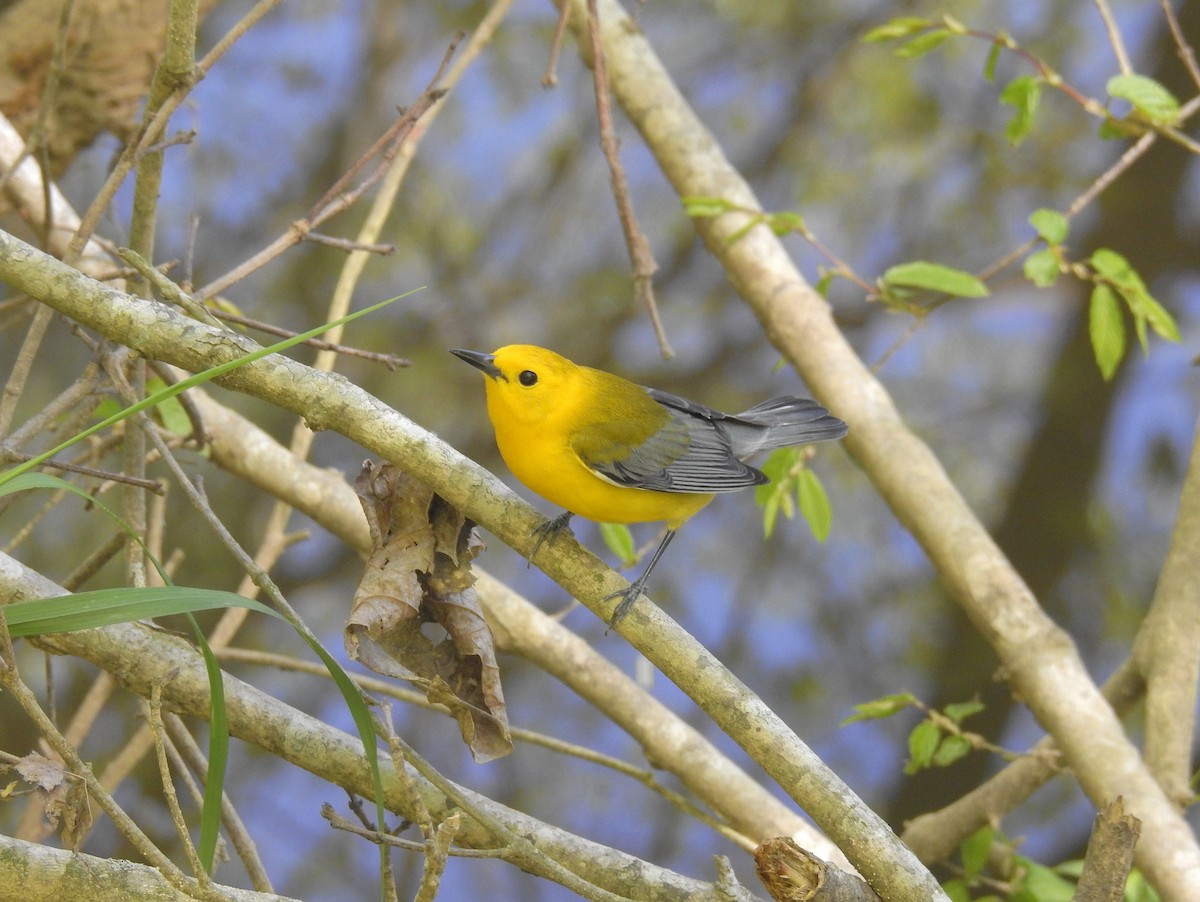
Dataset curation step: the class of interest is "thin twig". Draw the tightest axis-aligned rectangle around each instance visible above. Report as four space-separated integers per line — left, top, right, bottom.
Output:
584 0 670 359
303 231 395 255
323 805 505 858
1093 0 1133 74
0 657 208 898
165 713 275 893
543 2 571 87
196 80 451 300
147 682 210 886
68 0 285 265
1160 0 1200 91
0 452 165 493
203 302 410 368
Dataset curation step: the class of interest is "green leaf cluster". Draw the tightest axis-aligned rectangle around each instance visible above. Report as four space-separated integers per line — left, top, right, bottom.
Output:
943 823 1161 902
1021 210 1179 380
755 447 834 542
842 692 985 775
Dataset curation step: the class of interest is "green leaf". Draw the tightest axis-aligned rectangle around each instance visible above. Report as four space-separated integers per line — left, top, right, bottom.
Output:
862 16 932 43
767 210 806 236
1000 75 1042 144
1012 858 1077 902
599 523 637 569
1090 247 1133 282
1140 295 1181 343
943 698 985 724
1107 74 1181 125
932 734 972 767
1089 283 1126 380
1023 249 1060 288
895 29 951 59
942 879 972 902
760 490 782 540
883 261 989 298
1 290 417 489
681 195 737 219
756 448 799 539
960 825 994 877
815 270 834 298
1099 117 1137 140
1091 248 1179 350
796 468 833 543
724 214 766 245
1029 208 1069 245
189 617 227 873
983 39 1002 82
2 586 281 637
841 692 918 724
906 720 942 774
1125 869 1162 902
1054 859 1085 879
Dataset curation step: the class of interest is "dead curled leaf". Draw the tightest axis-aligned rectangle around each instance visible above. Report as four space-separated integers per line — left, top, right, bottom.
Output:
347 461 511 763
13 752 93 849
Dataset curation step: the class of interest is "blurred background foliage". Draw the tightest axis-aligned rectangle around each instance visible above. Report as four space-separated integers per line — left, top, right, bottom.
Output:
2 0 1198 898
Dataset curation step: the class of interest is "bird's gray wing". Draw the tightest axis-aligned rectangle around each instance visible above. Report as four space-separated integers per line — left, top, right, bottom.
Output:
580 388 765 493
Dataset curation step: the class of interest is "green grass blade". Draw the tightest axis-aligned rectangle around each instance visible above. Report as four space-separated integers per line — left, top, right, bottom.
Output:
0 289 419 489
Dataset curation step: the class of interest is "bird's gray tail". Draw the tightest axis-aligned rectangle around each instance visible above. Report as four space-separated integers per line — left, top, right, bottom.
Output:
729 397 848 455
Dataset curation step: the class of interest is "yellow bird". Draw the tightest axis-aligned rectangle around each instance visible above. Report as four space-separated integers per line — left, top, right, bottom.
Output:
452 344 848 625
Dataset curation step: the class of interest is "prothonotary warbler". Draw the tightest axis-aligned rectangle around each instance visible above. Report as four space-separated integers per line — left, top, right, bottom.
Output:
452 344 848 626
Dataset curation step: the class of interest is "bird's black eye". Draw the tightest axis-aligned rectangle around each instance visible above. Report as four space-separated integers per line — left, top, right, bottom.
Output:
518 370 538 386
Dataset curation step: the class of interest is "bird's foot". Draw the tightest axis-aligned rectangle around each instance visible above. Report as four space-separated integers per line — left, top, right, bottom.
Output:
603 580 647 632
529 511 574 566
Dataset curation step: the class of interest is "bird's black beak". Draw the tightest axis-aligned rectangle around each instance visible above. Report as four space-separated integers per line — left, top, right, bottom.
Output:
451 348 503 380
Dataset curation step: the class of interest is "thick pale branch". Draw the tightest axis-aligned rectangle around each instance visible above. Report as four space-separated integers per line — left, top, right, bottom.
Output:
0 553 763 902
561 0 1200 898
187 387 851 869
0 229 910 895
1133 418 1200 806
0 832 296 902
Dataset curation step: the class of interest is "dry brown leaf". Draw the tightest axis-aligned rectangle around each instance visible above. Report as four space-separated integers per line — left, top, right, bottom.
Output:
347 461 511 762
14 752 93 849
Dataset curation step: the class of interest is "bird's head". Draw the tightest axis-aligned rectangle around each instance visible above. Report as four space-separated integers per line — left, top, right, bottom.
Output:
451 344 582 427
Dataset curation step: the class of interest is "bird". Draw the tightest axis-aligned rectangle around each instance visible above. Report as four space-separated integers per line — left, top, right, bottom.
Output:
451 344 848 626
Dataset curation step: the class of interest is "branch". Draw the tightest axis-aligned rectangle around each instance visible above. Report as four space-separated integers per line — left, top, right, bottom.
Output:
556 1 1200 899
1133 418 1200 805
184 385 851 869
0 832 297 902
0 226 874 895
0 555 766 902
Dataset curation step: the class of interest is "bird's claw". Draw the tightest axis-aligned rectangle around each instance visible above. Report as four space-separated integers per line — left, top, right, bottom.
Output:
603 582 646 632
529 511 574 566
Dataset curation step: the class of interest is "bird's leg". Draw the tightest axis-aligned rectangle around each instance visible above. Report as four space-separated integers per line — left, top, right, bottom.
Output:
605 529 677 628
529 510 574 566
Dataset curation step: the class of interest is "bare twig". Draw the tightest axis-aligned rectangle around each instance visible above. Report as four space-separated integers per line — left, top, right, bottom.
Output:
1093 0 1133 74
322 805 505 858
165 713 275 893
543 2 571 87
147 682 210 885
584 0 670 358
68 0 285 265
0 452 165 493
1160 0 1200 91
195 77 452 300
303 231 395 255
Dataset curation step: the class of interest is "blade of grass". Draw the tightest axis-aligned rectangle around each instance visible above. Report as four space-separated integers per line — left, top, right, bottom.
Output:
0 289 420 489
